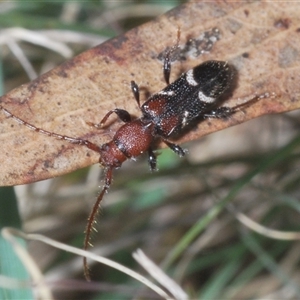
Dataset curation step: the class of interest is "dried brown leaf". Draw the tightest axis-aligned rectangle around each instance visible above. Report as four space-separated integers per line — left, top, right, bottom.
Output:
1 1 300 186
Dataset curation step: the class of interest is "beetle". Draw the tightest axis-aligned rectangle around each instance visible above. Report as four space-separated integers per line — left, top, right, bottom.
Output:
0 37 269 280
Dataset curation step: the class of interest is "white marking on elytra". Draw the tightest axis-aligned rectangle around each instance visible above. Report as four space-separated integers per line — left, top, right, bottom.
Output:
159 90 175 96
186 69 198 86
198 91 216 103
182 110 189 126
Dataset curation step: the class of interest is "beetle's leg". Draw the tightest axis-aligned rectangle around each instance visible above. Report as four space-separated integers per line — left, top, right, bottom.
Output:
163 139 186 157
163 27 181 85
147 147 157 171
131 80 140 108
203 107 234 119
203 92 273 119
86 109 132 129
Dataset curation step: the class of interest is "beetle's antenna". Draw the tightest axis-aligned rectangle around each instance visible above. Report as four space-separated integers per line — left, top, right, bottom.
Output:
0 105 102 152
0 104 111 280
83 167 113 281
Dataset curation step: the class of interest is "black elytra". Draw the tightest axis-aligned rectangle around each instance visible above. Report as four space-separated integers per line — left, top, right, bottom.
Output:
140 60 233 139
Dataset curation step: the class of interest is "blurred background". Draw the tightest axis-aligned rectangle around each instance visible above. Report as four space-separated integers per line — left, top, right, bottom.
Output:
1 1 300 299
